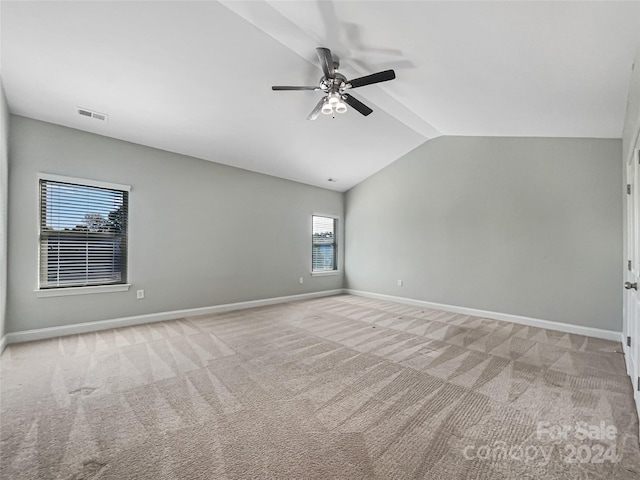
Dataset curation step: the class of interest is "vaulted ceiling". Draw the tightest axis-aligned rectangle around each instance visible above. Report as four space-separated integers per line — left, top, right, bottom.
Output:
2 1 638 191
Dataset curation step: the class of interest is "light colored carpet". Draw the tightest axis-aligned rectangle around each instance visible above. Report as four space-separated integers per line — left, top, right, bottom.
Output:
1 294 639 479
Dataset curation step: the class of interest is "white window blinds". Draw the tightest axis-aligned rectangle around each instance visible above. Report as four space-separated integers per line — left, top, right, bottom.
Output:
39 178 129 289
312 215 337 272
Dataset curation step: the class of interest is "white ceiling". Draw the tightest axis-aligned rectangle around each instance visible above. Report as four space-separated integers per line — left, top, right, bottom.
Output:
1 1 639 192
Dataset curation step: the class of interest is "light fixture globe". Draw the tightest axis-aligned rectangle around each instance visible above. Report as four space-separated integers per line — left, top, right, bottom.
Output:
335 102 347 114
321 99 333 115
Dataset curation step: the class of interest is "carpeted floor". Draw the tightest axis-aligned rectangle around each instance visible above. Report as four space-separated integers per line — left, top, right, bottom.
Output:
1 294 639 479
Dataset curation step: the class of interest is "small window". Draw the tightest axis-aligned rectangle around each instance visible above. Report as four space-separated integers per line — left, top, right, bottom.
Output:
39 176 129 289
312 215 338 272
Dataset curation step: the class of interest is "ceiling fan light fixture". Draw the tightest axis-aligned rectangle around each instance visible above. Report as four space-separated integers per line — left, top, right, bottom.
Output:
321 100 333 115
335 102 347 114
328 93 340 105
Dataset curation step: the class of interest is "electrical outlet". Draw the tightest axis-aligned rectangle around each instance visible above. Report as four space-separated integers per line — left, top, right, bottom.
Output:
397 280 403 287
299 277 304 284
136 289 145 299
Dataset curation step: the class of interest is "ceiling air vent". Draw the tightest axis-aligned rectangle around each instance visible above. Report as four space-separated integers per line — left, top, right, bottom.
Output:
76 107 108 122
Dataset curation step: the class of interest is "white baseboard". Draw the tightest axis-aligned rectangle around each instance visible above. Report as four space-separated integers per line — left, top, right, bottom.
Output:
346 289 622 342
624 341 634 377
2 289 345 347
2 288 623 349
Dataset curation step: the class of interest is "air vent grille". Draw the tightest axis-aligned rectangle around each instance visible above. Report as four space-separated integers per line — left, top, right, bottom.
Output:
76 107 108 122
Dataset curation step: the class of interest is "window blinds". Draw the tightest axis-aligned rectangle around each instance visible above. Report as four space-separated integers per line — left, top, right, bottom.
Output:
39 179 128 288
312 215 337 272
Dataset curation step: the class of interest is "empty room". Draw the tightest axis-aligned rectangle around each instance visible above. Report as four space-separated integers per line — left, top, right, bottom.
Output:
1 1 640 479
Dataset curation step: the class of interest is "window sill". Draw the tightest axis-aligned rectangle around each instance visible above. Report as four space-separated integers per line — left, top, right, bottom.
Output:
311 270 341 277
35 284 131 298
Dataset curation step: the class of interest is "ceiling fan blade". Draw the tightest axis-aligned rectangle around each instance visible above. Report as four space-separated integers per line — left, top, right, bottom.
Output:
272 86 320 91
347 69 396 89
342 94 373 116
307 98 325 121
316 47 335 79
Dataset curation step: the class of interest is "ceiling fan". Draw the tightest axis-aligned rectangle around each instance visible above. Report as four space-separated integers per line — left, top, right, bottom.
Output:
272 47 396 120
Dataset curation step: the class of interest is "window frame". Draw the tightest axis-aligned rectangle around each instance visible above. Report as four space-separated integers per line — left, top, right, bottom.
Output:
35 173 131 297
311 214 340 276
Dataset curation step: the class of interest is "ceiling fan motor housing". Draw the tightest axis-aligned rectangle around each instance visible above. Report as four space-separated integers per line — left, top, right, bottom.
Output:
321 73 347 93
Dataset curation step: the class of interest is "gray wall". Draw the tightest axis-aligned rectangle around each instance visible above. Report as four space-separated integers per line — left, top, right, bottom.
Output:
345 136 622 331
0 79 8 341
7 116 343 333
5 116 626 335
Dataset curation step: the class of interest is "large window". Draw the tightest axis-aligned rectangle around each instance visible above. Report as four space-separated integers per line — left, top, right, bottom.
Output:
39 175 129 290
312 215 337 272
